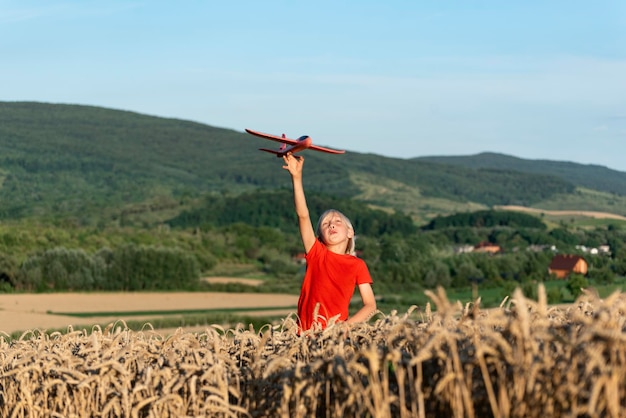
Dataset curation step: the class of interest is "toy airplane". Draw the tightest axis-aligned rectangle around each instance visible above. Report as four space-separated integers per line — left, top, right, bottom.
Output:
245 128 345 157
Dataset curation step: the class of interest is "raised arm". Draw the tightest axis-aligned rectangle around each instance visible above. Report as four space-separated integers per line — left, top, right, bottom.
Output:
282 154 316 253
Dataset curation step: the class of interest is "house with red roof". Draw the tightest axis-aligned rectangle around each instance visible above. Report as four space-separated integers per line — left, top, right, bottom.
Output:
548 254 588 279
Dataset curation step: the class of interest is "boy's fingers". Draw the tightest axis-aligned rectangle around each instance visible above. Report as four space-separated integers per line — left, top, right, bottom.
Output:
282 153 294 169
281 153 303 166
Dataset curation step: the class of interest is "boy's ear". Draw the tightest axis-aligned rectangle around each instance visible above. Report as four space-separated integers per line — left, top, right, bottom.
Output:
347 228 354 239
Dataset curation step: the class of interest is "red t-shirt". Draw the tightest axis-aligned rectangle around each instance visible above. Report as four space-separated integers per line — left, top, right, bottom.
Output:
297 239 373 331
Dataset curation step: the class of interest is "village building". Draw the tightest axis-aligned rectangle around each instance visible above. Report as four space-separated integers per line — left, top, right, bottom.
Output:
293 252 307 264
454 244 475 254
473 241 501 254
548 254 588 279
526 244 557 253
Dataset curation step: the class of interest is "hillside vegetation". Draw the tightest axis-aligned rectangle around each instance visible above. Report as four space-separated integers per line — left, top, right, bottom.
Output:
2 101 624 226
416 152 626 196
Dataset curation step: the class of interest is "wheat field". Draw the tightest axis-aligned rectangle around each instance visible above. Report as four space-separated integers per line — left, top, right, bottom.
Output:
1 285 625 417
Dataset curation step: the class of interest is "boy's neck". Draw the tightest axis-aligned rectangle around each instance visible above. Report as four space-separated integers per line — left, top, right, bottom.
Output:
326 242 348 255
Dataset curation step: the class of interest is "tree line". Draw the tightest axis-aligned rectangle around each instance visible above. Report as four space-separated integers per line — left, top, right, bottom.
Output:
0 190 625 302
2 245 199 292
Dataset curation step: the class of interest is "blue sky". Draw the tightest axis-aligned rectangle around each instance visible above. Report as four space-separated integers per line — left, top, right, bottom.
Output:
2 1 626 171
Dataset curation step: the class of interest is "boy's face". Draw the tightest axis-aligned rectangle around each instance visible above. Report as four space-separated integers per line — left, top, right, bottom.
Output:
319 212 353 250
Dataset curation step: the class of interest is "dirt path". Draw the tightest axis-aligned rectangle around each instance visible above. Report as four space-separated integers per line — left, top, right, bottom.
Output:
495 205 626 221
202 277 264 286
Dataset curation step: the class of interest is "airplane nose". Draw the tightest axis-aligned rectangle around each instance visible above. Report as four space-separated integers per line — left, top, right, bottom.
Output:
297 136 313 148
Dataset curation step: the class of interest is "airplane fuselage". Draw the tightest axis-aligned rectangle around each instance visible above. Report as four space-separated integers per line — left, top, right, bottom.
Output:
279 136 312 156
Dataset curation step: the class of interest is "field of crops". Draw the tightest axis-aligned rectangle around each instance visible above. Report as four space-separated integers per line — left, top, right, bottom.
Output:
1 285 625 417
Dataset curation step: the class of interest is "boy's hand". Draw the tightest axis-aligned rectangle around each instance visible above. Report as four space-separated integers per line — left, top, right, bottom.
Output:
282 153 304 177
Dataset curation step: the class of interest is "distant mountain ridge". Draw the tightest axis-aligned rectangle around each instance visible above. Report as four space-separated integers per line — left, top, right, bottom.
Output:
414 153 626 196
0 101 624 226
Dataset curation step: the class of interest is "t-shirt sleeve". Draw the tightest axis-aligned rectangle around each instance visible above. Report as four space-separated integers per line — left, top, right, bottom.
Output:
356 259 373 285
305 239 322 260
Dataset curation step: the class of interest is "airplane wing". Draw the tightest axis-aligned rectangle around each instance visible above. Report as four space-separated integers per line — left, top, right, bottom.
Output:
258 148 282 156
245 129 298 145
309 144 346 154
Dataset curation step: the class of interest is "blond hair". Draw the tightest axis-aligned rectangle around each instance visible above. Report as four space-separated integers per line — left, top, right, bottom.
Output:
315 209 356 256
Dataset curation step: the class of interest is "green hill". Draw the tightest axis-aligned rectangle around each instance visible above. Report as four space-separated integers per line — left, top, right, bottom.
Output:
0 101 624 227
415 152 626 196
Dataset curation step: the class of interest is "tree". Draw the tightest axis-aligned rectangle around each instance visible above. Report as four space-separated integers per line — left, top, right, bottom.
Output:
0 252 18 291
547 286 563 304
566 274 589 299
587 266 615 285
423 260 451 289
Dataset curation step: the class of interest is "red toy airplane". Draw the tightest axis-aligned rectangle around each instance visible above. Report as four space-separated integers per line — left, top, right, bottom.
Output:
245 128 345 157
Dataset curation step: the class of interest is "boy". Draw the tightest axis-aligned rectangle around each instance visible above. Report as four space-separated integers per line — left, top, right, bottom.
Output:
282 153 377 331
